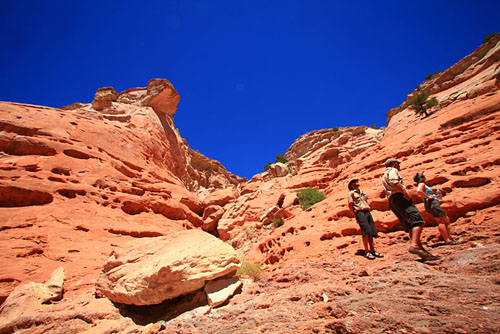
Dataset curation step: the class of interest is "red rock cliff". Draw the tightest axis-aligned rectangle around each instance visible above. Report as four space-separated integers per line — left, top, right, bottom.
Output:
0 36 499 333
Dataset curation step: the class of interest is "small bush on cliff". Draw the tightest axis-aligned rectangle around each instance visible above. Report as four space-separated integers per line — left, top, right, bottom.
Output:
272 218 284 228
408 91 438 118
275 154 288 164
237 261 263 280
426 71 441 80
483 33 498 44
296 188 326 210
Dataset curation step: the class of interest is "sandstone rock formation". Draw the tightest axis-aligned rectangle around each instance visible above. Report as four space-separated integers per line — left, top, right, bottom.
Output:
386 33 500 123
62 78 245 191
96 230 240 306
204 276 242 307
0 267 64 320
269 162 289 177
0 37 499 333
0 79 245 331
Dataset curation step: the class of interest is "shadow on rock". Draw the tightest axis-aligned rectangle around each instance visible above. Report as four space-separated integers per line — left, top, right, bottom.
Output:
115 290 208 326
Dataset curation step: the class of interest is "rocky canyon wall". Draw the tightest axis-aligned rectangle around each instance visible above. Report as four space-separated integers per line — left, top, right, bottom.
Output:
0 35 499 334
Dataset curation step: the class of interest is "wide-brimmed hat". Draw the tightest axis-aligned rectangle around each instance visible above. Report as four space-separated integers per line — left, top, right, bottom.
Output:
414 172 425 183
385 158 402 167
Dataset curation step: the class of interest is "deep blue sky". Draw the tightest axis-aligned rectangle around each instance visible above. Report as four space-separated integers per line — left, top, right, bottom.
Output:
1 1 499 179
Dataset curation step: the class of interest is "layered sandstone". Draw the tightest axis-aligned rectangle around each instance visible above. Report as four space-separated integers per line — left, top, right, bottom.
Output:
1 36 499 334
0 80 244 309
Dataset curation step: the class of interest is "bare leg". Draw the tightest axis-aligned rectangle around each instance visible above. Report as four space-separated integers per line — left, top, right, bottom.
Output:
362 236 369 252
437 221 450 242
410 225 423 249
409 225 437 258
444 216 452 239
438 216 452 242
368 236 375 252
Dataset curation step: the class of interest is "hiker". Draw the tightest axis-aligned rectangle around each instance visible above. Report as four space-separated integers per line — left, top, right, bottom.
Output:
382 158 440 261
414 172 456 245
347 179 383 260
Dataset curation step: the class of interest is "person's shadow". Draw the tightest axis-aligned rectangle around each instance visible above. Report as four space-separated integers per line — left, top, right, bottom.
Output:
355 249 367 257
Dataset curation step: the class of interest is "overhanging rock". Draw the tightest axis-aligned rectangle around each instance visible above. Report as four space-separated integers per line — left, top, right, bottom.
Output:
96 230 240 306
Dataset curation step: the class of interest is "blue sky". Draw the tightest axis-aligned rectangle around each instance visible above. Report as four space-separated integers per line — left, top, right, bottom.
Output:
1 1 499 179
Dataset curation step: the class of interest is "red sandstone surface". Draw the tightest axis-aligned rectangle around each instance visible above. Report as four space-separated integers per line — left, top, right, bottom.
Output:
0 36 499 333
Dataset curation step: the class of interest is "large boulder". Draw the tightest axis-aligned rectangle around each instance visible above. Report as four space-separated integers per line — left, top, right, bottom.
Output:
92 87 119 111
269 163 289 177
144 79 181 116
203 187 239 207
202 205 225 233
95 230 240 306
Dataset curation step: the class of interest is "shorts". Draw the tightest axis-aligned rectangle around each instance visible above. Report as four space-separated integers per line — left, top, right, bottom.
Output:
425 199 447 218
355 210 378 237
389 193 424 232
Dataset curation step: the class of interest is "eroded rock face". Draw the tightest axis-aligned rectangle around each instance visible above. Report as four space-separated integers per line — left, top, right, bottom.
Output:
386 33 500 123
0 267 64 320
285 126 384 170
0 37 499 333
215 36 500 268
95 230 240 305
69 79 246 190
92 87 119 111
0 83 243 312
202 205 225 233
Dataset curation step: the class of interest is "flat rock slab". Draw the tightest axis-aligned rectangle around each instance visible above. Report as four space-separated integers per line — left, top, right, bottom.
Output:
96 230 240 305
205 276 242 307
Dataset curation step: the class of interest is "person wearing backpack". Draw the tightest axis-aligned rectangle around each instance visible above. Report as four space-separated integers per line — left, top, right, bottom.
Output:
414 172 456 245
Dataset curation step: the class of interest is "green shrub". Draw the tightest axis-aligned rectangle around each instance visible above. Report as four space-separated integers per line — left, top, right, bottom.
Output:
331 127 339 131
271 218 284 227
483 33 498 44
427 97 438 108
434 70 440 75
296 188 326 210
237 261 263 280
425 73 432 80
275 154 288 164
408 91 439 118
264 154 288 172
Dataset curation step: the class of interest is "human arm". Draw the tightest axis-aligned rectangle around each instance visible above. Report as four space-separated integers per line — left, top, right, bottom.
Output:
348 202 356 217
392 182 412 201
386 169 412 200
347 192 356 216
417 183 434 199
